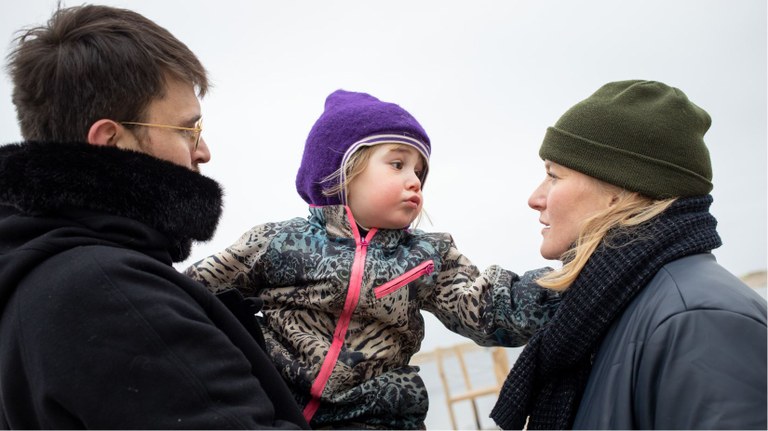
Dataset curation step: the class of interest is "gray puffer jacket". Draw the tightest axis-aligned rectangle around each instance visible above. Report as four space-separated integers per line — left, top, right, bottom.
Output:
573 253 767 430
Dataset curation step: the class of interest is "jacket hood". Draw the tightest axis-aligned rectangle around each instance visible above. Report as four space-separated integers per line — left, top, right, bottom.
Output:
0 141 223 306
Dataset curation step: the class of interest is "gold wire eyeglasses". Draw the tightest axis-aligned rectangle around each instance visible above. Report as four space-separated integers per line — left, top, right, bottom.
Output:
120 118 203 150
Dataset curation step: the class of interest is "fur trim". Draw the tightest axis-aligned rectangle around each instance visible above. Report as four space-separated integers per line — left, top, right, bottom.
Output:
0 141 223 244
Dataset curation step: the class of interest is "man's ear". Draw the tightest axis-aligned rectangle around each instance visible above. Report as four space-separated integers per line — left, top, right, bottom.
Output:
87 119 121 146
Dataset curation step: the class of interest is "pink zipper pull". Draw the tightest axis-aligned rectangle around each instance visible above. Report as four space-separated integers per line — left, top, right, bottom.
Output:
425 262 435 275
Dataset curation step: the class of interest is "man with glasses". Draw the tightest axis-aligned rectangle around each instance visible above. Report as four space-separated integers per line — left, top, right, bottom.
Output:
0 5 307 429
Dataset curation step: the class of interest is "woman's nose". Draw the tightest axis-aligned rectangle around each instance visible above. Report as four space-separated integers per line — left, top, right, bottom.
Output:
528 180 546 210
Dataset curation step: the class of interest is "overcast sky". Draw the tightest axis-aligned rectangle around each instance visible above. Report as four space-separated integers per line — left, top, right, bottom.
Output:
2 1 766 353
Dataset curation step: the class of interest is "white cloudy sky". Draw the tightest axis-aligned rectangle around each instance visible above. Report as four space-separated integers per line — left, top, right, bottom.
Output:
1 1 766 352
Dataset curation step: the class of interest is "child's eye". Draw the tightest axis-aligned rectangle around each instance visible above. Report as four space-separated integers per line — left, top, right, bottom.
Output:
390 161 403 170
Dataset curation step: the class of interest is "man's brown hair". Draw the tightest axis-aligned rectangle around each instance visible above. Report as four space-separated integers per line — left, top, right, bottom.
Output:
6 4 209 142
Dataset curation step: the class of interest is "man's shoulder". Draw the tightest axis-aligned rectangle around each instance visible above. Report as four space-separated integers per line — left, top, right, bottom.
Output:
39 242 165 272
20 244 184 305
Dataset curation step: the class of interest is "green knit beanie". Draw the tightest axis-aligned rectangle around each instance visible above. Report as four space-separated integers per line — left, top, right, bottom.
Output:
540 80 713 199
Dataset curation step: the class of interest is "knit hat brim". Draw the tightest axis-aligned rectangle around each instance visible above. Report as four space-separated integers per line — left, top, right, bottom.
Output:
541 127 714 199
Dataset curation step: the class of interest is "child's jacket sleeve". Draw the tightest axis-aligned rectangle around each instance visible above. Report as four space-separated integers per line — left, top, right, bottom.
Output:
417 233 560 347
184 221 279 296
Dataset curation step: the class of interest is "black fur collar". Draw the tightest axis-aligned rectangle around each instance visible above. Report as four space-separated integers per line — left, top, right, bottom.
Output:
0 141 223 254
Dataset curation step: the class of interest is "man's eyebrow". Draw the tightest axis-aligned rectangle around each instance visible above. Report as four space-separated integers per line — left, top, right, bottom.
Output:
179 114 201 126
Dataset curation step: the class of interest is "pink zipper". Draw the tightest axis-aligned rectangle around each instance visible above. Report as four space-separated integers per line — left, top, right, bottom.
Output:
303 206 377 423
373 260 435 299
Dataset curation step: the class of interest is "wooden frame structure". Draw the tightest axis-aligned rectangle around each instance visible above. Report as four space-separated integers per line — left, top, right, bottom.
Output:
411 342 510 430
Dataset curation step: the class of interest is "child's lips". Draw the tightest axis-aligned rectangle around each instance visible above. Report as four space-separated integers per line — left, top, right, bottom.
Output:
405 196 421 207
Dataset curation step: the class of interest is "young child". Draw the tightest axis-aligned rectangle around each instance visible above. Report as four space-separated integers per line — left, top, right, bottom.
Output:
185 90 560 429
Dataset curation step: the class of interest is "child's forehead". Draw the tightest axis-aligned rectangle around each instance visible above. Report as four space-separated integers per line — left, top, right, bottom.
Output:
374 144 427 164
375 143 420 156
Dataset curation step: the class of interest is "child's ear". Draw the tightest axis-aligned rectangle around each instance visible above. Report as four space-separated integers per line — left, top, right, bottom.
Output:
86 119 122 147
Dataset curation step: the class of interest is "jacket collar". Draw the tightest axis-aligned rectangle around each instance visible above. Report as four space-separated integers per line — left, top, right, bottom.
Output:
308 205 412 248
0 141 223 260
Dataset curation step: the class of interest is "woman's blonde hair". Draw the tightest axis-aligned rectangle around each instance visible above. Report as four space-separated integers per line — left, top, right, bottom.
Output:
321 143 428 226
537 186 677 291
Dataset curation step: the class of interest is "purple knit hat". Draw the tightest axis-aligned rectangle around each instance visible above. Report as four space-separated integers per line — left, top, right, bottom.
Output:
296 89 431 206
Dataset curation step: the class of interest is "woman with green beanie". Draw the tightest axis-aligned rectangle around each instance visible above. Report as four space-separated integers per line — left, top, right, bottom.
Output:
490 80 767 430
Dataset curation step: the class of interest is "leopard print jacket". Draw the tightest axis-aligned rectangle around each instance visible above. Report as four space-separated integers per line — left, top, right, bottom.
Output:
185 205 559 429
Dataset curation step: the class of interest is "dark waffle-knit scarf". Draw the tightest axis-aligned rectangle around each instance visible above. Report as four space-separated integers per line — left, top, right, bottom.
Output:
490 195 722 430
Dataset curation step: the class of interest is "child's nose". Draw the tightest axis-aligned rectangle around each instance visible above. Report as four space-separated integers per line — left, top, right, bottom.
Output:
406 171 422 191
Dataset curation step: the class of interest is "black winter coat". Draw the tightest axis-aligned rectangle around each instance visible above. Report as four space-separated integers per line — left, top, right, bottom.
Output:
0 141 309 429
573 253 767 429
